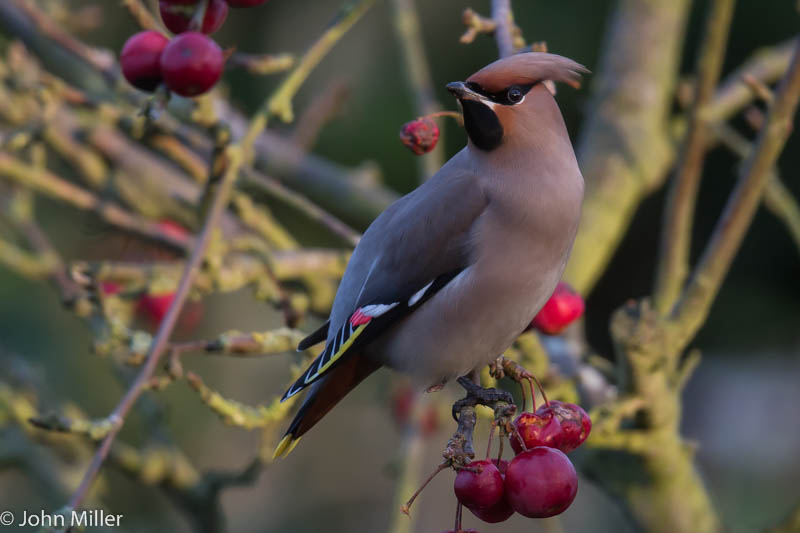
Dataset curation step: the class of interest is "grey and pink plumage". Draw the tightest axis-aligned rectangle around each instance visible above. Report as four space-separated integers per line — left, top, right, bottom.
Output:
274 52 588 458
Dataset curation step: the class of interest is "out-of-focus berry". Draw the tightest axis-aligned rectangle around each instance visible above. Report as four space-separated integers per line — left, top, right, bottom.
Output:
160 32 224 97
159 0 228 35
120 30 169 92
400 117 440 155
530 281 585 335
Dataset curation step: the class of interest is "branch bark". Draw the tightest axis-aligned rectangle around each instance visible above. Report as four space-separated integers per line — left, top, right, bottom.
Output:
654 0 736 314
673 40 800 345
565 0 692 294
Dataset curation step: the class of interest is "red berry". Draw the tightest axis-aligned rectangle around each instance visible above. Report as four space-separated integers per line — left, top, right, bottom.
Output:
226 0 269 6
510 409 564 454
138 292 203 331
100 281 122 295
160 32 224 97
440 530 479 533
467 497 515 524
390 385 414 427
138 292 175 323
419 405 439 436
549 401 592 452
505 447 578 518
120 31 169 92
465 458 514 523
157 219 190 241
159 0 228 35
400 117 440 155
530 282 585 335
454 460 504 510
491 458 509 475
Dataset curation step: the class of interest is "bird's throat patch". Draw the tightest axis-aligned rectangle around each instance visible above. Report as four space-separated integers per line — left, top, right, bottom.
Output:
461 100 503 151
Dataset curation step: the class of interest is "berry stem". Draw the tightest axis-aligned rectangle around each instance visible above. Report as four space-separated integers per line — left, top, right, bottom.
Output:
527 377 536 411
519 380 527 412
454 501 463 532
511 425 528 452
531 374 549 407
401 461 448 515
188 0 209 32
496 430 504 464
423 110 464 125
485 419 498 459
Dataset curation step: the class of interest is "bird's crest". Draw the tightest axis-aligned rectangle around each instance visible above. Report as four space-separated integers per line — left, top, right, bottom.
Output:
467 52 589 93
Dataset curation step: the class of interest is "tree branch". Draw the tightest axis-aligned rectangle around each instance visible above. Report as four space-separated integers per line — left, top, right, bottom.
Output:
565 0 692 294
673 39 800 344
66 0 374 510
391 0 446 180
490 0 516 58
653 0 736 314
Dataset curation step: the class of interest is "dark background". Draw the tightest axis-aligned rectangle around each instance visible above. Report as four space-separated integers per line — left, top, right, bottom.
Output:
0 1 798 532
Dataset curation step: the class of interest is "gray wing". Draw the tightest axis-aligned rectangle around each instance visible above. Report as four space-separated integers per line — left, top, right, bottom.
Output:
328 149 487 341
282 151 486 401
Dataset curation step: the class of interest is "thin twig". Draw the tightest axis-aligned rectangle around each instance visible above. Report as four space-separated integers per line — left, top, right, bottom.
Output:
391 0 445 180
290 78 350 150
66 0 374 509
673 40 800 344
653 0 735 314
490 0 516 58
713 122 800 254
244 168 361 247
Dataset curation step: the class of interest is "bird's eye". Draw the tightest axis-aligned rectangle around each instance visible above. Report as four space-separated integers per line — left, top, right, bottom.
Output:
507 86 523 103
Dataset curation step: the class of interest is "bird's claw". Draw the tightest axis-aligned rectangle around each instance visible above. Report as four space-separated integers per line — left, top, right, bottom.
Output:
452 376 515 420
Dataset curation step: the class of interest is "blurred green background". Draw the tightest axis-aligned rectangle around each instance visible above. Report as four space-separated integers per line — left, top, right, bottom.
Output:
0 1 798 532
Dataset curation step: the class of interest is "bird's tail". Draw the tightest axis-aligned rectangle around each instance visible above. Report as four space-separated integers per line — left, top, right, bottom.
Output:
273 352 379 460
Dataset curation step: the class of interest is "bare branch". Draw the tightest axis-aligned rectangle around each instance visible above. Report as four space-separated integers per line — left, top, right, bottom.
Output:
673 40 800 345
654 0 735 314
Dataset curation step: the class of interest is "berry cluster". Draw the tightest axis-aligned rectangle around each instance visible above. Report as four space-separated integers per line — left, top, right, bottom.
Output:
452 394 590 527
120 0 269 97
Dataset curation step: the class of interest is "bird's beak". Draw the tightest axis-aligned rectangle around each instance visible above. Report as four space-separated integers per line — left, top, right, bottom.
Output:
447 81 484 102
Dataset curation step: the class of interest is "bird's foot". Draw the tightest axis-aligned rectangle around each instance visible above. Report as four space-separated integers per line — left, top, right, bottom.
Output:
489 354 549 411
452 376 515 420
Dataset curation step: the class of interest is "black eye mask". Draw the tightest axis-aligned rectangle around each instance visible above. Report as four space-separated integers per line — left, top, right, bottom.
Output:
466 82 536 105
460 83 536 151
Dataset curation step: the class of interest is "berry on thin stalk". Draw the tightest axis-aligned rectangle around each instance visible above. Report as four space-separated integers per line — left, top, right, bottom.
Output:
400 117 440 155
453 460 504 510
160 32 224 97
160 0 228 35
549 400 592 452
120 30 169 92
530 281 585 335
505 447 578 518
510 409 564 454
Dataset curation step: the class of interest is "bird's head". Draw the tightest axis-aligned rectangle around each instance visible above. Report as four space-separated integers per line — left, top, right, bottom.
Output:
447 52 589 152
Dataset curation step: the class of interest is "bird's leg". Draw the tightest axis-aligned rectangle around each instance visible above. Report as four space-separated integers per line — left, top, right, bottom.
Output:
452 375 515 419
489 354 550 408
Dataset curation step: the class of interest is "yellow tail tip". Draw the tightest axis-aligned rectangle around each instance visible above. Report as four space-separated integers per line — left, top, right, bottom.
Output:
272 435 301 460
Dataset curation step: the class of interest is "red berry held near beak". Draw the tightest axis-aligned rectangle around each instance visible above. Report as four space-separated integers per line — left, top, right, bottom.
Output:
400 117 440 155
